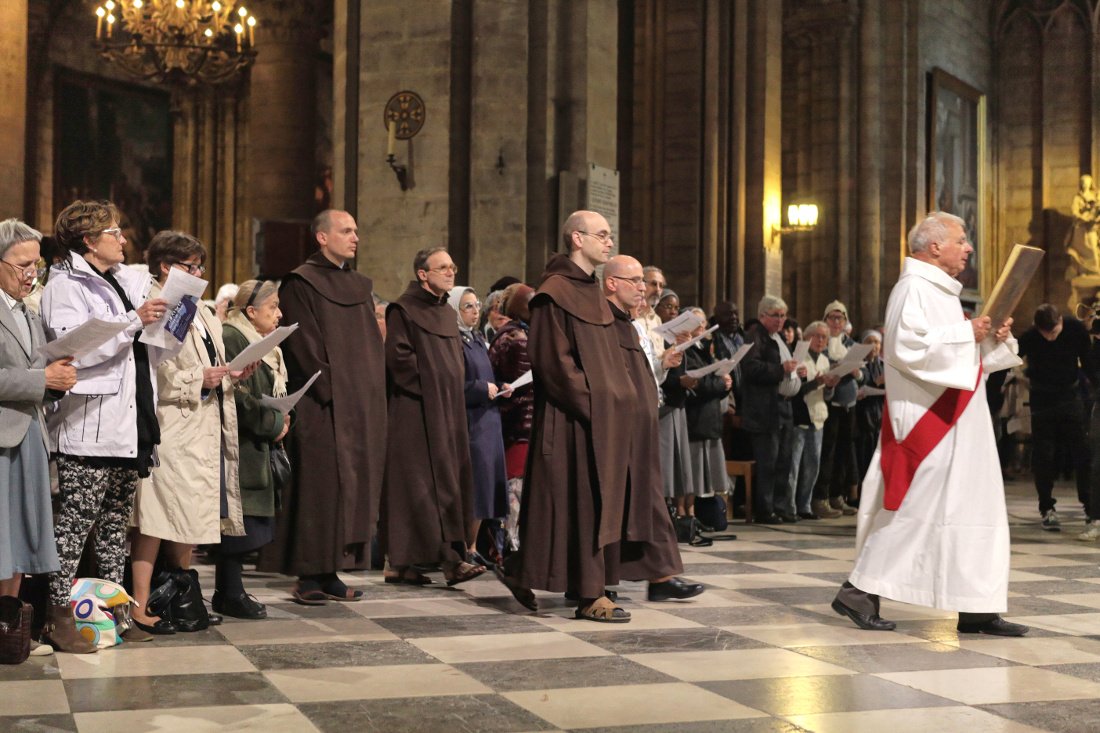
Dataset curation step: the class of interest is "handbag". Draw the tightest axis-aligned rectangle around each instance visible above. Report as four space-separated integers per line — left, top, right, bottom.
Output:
70 578 134 649
674 515 713 547
269 442 292 488
694 495 729 532
0 596 32 664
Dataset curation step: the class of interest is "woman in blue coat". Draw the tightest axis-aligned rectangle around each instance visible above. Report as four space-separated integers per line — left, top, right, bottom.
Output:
448 287 509 566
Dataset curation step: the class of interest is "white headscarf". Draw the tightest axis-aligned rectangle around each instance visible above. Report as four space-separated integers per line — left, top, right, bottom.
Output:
447 285 478 335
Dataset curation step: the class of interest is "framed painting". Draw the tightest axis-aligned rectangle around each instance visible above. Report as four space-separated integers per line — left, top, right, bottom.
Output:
53 70 173 263
927 67 986 301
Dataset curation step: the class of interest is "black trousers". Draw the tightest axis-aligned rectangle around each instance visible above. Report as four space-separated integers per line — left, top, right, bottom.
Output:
836 582 998 624
814 404 857 501
1031 395 1089 515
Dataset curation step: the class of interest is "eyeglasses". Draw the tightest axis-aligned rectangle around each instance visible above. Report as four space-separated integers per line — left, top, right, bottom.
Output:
610 275 645 287
100 227 123 240
0 259 44 280
825 313 847 322
425 264 459 275
173 262 207 276
578 230 614 244
460 301 482 312
762 311 787 320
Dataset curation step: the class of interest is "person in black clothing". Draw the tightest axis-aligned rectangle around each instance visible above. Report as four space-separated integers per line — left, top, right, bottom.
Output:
683 308 734 505
1018 303 1093 530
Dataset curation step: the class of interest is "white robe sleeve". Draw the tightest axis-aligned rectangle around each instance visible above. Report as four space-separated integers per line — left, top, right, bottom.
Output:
980 334 1022 374
889 283 980 390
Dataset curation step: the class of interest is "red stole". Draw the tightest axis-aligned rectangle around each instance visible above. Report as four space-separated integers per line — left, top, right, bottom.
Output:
880 364 983 511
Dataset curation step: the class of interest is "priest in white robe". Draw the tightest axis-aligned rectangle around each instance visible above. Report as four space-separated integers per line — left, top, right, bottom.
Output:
832 211 1030 637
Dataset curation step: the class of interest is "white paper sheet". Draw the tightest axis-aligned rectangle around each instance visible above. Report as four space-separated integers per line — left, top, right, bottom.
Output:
652 311 705 344
226 323 299 371
717 344 754 375
825 342 873 378
791 339 811 364
858 385 885 398
498 369 532 398
39 318 132 362
685 360 727 379
671 324 719 353
139 268 209 348
260 370 321 413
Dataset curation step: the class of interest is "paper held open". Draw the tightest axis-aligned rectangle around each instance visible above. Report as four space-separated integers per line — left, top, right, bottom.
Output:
980 244 1045 326
226 323 299 371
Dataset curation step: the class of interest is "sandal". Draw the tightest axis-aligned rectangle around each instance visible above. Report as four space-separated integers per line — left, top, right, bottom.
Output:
291 588 328 606
575 596 631 624
384 568 435 586
321 579 364 602
443 561 487 587
493 565 538 612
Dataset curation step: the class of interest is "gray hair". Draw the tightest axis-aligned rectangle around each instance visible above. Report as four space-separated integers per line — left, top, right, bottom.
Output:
0 218 43 259
908 212 965 254
757 294 788 317
803 320 829 338
642 265 663 278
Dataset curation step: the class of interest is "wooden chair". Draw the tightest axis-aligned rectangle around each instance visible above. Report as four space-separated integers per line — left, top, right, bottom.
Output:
725 460 755 524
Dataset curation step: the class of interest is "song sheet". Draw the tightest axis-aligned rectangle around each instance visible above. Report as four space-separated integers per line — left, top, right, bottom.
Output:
226 323 299 371
791 339 811 364
671 324 719 353
825 343 873 378
498 369 532 398
261 370 321 413
39 318 132 362
139 268 209 348
652 311 705 343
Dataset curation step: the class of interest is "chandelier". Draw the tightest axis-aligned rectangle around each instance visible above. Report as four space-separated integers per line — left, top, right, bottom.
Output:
92 1 258 86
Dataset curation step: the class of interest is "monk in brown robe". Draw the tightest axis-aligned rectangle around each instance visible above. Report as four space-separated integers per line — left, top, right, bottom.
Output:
603 255 703 602
379 247 486 585
259 209 386 604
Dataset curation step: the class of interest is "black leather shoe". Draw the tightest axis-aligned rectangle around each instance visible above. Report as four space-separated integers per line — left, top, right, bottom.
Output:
207 613 223 627
647 577 705 602
493 565 538 612
133 617 176 635
777 512 799 523
798 512 820 520
213 591 267 620
755 513 784 525
957 617 1029 636
831 598 896 631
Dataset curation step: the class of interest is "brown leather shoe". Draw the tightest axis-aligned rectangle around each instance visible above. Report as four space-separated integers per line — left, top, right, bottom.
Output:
41 604 97 654
812 499 841 519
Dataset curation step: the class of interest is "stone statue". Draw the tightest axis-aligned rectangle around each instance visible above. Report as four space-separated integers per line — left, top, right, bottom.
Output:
1065 174 1100 311
1068 174 1100 274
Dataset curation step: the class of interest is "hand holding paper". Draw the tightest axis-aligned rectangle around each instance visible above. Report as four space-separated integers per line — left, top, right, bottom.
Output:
139 268 209 348
498 369 532 398
39 318 133 363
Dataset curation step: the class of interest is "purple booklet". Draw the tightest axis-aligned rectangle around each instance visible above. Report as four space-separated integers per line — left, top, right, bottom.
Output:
164 295 199 343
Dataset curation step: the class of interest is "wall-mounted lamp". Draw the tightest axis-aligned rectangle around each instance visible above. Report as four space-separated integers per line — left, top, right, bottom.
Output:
384 91 426 191
772 203 819 243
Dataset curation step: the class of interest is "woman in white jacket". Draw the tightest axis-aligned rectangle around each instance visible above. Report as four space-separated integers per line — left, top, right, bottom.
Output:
38 200 173 653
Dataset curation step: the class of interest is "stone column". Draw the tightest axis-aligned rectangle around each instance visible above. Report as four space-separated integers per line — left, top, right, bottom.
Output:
248 0 318 222
0 0 28 217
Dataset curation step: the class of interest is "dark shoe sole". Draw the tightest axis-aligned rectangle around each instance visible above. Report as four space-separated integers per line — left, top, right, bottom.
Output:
831 598 896 631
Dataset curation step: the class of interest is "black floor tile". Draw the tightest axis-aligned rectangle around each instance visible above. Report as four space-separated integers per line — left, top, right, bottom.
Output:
454 656 676 691
371 613 550 639
297 694 555 732
658 605 822 627
572 628 768 654
979 699 1100 733
791 641 1018 673
239 640 437 670
0 714 77 732
64 672 287 713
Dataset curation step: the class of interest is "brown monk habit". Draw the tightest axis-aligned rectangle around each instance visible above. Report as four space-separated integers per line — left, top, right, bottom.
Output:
516 254 635 598
609 302 684 580
259 252 386 577
380 281 473 567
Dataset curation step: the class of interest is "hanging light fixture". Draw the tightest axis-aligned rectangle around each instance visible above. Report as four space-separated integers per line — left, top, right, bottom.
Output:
92 0 258 86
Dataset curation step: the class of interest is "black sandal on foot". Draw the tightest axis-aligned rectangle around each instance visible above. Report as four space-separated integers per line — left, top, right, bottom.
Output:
444 561 486 587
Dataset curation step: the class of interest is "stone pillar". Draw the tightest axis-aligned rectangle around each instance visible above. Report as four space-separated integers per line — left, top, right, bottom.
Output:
248 0 318 222
744 0 784 307
0 0 28 217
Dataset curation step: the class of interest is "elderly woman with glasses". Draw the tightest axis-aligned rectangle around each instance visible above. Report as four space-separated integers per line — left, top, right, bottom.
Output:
216 279 290 619
127 232 253 634
448 286 509 567
39 200 173 652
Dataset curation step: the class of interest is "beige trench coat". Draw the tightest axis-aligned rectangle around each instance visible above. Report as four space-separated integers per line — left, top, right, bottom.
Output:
133 304 244 543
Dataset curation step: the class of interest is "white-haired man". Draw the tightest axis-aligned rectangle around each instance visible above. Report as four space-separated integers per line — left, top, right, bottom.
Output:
832 211 1028 636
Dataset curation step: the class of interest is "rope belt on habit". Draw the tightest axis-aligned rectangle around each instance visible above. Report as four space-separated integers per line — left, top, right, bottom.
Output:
879 364 983 511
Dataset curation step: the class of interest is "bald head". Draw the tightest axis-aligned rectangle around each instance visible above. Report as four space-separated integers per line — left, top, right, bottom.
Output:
603 254 644 313
561 209 613 274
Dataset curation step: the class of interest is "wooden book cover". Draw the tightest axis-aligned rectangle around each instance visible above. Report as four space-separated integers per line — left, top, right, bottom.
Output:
980 245 1044 326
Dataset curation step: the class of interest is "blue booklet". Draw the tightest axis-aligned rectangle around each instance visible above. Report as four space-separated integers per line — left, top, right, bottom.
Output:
164 295 199 343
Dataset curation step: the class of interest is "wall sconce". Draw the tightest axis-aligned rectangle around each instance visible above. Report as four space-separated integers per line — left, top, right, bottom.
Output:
772 203 819 243
384 91 426 191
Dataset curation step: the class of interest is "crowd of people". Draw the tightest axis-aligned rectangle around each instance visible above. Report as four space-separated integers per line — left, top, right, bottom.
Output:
1 203 1080 662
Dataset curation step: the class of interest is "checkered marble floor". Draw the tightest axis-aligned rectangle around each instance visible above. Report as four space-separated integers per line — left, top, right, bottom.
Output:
5 480 1100 732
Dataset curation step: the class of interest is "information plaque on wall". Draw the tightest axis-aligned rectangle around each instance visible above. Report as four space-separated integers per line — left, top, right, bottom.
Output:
586 163 620 243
